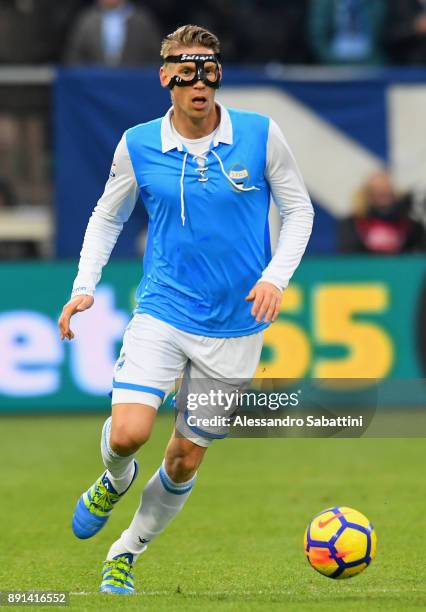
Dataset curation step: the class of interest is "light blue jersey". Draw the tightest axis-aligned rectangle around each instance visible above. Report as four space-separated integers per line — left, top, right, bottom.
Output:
72 104 314 338
126 108 271 337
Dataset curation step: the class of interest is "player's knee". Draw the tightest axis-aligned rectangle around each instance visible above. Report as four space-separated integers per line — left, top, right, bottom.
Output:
110 425 150 455
165 452 199 482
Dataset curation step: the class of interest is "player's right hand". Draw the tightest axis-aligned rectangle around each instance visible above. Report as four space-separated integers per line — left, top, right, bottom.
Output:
58 294 94 340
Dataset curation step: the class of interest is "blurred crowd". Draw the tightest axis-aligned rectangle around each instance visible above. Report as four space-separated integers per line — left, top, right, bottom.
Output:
339 171 426 254
1 0 426 67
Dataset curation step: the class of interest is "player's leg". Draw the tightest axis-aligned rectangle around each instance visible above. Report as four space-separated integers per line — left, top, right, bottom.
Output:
99 331 264 594
102 328 264 559
99 323 263 594
98 314 197 593
100 431 209 594
106 431 207 556
100 402 157 494
72 403 156 540
72 313 187 541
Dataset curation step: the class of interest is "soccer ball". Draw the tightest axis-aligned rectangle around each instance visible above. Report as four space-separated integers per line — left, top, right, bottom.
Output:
304 506 377 579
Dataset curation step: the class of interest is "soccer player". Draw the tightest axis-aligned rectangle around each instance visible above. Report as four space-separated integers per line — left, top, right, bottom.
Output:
58 24 314 594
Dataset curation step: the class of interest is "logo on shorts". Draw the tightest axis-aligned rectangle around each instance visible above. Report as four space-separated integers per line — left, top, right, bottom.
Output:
115 353 126 371
109 161 116 178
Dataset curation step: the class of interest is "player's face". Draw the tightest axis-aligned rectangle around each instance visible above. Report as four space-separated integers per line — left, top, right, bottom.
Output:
160 46 221 120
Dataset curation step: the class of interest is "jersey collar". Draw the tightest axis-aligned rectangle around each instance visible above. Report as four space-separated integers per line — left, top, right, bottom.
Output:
161 102 233 153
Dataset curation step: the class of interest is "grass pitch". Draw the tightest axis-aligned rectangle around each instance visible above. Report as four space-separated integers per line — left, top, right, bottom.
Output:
1 414 425 611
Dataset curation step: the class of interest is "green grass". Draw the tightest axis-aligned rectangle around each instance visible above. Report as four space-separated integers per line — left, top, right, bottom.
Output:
1 414 425 611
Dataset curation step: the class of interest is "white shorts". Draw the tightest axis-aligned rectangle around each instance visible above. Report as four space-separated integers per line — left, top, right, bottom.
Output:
112 314 263 447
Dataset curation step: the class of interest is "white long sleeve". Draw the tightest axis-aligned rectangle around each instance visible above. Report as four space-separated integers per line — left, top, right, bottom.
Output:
261 119 314 290
71 135 139 297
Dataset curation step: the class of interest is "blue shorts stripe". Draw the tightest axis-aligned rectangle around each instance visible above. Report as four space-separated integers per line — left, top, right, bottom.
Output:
112 380 165 399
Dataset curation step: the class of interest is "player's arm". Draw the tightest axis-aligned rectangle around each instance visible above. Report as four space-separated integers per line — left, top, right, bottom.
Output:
246 119 314 323
58 134 139 340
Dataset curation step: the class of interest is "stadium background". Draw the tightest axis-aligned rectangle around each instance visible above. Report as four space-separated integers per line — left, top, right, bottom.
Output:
0 1 425 608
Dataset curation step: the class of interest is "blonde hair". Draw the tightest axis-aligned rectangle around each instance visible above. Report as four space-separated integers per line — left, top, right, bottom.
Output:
160 25 220 60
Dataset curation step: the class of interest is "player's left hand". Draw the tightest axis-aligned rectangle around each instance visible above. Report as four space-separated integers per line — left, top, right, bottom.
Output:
245 281 282 323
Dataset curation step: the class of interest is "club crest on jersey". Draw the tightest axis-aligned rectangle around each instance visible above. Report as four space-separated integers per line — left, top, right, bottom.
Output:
228 164 250 192
109 161 116 178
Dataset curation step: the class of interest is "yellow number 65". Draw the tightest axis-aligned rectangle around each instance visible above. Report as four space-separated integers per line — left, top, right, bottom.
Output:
313 284 393 378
